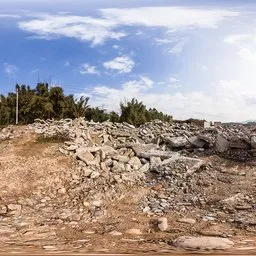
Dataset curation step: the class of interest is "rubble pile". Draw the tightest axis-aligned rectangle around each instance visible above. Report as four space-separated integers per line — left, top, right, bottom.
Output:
30 118 256 218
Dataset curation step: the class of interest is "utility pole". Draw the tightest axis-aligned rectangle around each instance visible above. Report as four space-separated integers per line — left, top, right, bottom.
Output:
16 87 19 125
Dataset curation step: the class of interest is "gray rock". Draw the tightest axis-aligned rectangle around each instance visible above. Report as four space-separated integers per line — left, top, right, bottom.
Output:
251 135 256 148
139 163 150 172
112 155 130 163
166 136 189 148
188 136 207 148
215 134 229 152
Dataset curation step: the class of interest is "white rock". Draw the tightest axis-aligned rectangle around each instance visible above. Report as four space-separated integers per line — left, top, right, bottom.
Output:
84 168 93 177
109 230 123 236
125 228 143 235
174 236 234 250
90 171 100 179
128 157 142 170
178 218 196 224
158 217 168 231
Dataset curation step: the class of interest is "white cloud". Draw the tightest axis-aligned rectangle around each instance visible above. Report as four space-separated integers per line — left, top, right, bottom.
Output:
155 36 188 54
4 63 19 75
101 7 239 30
224 34 255 45
18 7 238 46
80 63 100 75
224 33 256 61
103 55 134 73
18 14 126 46
77 77 256 122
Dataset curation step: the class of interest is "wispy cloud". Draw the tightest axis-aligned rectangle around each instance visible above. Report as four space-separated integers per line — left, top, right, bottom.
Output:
101 7 239 30
103 55 134 73
4 63 19 75
0 14 21 19
224 33 256 61
80 63 100 75
18 7 239 46
18 14 126 46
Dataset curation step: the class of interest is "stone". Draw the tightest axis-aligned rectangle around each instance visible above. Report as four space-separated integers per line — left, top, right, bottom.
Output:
178 218 196 224
66 145 78 151
215 134 229 153
198 231 224 237
139 149 180 160
7 204 22 215
58 188 66 194
84 168 93 177
77 151 95 165
251 135 256 148
166 136 189 148
174 236 234 250
128 157 142 169
92 200 102 207
109 230 123 236
188 136 207 148
0 205 7 214
139 163 150 172
112 155 130 163
158 217 168 231
90 171 100 179
150 156 162 168
112 161 125 173
125 229 143 235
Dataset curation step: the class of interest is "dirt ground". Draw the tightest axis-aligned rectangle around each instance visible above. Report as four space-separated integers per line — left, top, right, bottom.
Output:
0 126 256 254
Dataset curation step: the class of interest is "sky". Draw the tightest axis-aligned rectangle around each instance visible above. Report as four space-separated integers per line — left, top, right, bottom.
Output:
1 0 256 122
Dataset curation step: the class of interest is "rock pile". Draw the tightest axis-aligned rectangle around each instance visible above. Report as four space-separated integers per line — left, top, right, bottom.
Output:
31 118 256 161
31 118 256 218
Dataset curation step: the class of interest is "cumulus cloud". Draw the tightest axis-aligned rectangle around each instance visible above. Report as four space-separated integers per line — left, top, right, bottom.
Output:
103 55 134 73
80 63 100 75
18 7 238 46
77 77 256 122
4 63 19 75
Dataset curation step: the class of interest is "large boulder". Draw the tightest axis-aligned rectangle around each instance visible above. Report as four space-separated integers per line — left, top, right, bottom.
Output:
215 134 229 152
164 136 189 148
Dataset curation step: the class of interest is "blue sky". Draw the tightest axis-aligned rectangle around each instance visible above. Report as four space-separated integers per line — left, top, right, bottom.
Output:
1 0 256 121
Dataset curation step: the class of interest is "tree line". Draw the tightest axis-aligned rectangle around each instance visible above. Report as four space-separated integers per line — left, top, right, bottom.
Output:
0 83 172 126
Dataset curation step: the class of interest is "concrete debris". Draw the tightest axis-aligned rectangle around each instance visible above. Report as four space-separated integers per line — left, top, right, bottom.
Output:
28 118 256 218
